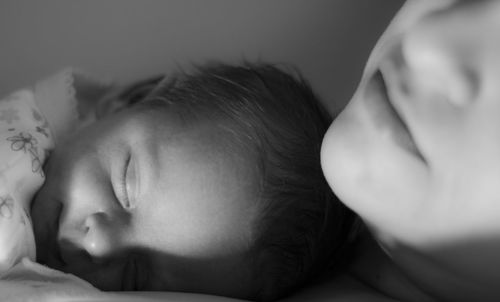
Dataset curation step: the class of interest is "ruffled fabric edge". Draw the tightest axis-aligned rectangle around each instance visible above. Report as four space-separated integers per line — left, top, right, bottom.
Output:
34 68 114 143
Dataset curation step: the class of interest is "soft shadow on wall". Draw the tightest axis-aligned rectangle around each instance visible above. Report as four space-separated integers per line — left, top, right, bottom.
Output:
0 0 403 114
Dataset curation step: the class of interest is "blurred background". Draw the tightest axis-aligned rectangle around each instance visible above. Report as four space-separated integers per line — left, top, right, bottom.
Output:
0 0 402 114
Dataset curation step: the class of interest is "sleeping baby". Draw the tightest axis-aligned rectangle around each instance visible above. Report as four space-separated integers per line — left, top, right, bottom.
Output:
2 63 356 301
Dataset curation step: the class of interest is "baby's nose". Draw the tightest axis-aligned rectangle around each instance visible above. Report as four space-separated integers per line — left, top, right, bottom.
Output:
59 211 126 265
81 212 122 261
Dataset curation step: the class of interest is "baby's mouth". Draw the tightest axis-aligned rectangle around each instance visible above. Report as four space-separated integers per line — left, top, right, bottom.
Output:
48 203 66 269
32 196 65 268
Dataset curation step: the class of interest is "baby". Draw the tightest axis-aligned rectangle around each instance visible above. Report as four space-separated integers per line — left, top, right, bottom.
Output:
3 63 356 301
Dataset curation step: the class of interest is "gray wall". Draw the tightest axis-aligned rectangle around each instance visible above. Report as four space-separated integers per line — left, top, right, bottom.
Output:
0 0 402 113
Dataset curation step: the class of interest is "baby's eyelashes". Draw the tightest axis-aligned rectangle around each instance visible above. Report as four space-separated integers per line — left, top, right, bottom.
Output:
123 156 138 210
111 153 136 211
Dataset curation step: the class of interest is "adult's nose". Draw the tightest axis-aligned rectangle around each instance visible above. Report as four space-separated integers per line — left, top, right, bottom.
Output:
399 16 479 107
378 11 484 168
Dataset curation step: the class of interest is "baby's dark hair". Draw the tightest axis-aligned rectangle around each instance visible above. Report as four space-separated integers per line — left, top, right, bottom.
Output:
106 62 358 301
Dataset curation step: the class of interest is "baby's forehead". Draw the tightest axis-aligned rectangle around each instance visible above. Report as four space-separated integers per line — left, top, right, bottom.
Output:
130 101 262 175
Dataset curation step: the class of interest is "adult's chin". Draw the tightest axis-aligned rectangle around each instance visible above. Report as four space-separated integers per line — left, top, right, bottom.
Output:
321 91 429 244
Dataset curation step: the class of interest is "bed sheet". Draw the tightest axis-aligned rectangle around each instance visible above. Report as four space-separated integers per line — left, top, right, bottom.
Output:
1 258 395 302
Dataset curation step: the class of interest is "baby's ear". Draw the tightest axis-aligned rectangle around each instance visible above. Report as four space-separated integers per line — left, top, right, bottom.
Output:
95 75 165 119
34 68 115 141
71 70 115 123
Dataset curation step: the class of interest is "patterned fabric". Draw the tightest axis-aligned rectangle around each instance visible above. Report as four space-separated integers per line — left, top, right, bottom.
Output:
0 68 112 275
0 89 54 274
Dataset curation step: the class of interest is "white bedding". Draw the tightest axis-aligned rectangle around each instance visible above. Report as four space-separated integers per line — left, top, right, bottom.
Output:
2 259 247 302
2 258 385 302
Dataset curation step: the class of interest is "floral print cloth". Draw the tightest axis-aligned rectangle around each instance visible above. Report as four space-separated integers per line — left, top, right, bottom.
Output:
0 89 54 274
0 68 112 275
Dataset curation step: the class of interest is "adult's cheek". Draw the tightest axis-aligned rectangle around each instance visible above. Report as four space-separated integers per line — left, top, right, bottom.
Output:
321 96 430 245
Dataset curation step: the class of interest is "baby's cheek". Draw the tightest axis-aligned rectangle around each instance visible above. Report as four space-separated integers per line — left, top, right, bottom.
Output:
0 195 36 274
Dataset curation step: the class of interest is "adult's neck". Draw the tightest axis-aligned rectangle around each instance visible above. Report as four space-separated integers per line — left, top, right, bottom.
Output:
348 231 437 302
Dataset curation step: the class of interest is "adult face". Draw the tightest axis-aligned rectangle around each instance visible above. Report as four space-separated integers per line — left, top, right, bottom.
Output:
31 104 258 299
322 1 500 300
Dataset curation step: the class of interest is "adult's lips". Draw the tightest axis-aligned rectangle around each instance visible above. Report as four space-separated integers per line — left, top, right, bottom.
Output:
362 69 426 164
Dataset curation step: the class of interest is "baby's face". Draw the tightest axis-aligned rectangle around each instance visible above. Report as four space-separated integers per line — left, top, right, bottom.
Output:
31 104 259 298
322 0 500 246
